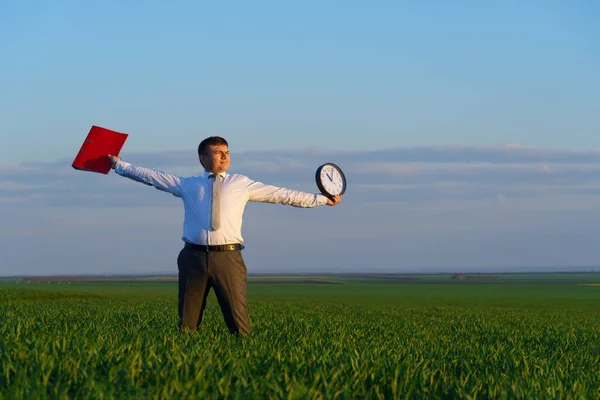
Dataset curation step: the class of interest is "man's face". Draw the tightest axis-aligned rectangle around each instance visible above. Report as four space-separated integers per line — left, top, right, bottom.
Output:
201 144 230 173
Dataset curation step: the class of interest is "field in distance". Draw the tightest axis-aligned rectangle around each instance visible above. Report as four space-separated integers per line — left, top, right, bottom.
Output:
1 275 600 398
10 271 600 285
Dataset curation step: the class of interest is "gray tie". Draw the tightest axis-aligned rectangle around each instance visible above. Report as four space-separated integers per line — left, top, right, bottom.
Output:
209 174 221 231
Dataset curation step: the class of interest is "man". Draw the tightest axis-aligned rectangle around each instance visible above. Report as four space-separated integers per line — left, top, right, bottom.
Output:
107 136 342 336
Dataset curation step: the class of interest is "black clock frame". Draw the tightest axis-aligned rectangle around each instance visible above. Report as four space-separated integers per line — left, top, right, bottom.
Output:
315 162 347 198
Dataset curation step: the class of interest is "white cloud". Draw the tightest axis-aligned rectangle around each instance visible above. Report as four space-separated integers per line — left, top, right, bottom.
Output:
2 146 600 210
1 145 600 275
352 163 421 175
0 181 58 191
537 164 551 172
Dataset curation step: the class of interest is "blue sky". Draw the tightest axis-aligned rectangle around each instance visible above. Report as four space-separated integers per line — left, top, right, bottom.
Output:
2 1 599 163
1 1 600 275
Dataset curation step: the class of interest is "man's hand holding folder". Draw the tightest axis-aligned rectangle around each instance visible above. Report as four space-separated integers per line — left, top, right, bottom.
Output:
72 126 128 174
107 155 121 169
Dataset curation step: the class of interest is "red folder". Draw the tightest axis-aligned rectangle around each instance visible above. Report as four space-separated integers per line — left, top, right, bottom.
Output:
72 125 128 174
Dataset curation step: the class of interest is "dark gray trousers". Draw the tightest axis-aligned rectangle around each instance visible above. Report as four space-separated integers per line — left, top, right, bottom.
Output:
176 243 251 336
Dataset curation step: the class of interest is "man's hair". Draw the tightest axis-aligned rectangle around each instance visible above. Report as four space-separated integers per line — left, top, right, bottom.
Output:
198 136 228 157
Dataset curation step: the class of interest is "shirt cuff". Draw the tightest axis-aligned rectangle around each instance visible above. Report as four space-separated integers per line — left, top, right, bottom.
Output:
316 194 329 206
114 160 130 173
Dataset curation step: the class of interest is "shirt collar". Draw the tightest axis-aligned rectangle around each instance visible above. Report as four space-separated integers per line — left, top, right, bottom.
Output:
203 170 228 179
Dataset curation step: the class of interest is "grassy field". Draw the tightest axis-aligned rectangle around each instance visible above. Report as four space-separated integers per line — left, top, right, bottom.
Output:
1 278 600 399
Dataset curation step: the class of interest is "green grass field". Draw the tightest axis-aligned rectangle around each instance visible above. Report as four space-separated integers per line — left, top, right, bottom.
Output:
1 278 600 399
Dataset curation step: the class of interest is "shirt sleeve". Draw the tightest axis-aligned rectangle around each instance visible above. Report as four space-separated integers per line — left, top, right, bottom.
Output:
114 161 185 197
246 178 328 208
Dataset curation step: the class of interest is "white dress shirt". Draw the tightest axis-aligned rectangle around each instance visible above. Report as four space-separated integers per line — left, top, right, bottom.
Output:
114 161 329 246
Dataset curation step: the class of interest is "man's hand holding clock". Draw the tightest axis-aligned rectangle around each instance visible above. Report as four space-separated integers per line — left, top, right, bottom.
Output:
326 194 342 206
316 163 346 207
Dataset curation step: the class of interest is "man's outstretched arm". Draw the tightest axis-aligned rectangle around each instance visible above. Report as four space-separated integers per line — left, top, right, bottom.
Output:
246 178 342 207
108 155 185 197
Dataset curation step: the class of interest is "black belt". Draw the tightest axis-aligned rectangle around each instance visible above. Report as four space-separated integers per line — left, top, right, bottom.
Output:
184 242 244 252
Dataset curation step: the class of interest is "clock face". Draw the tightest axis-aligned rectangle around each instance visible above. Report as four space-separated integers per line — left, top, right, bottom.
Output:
316 163 346 196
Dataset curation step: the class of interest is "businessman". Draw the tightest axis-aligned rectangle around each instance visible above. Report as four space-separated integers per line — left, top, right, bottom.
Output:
108 136 341 336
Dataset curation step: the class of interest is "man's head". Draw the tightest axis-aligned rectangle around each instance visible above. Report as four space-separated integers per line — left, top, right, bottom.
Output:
198 136 230 173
